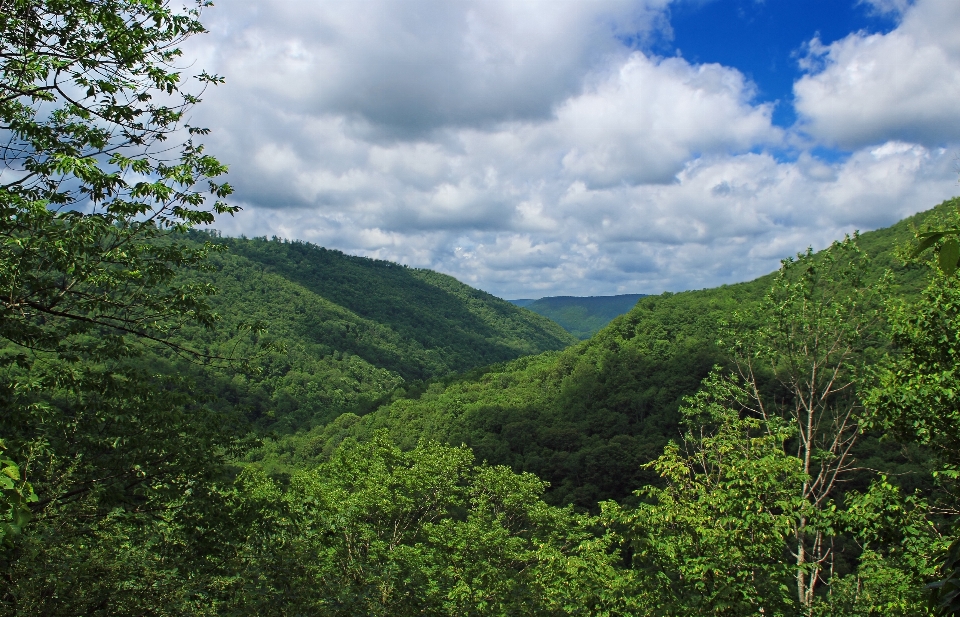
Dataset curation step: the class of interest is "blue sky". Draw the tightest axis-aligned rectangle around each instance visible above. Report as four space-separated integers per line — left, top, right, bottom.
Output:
665 0 899 127
189 0 960 297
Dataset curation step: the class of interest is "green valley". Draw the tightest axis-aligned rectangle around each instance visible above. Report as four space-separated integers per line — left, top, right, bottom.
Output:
252 199 942 508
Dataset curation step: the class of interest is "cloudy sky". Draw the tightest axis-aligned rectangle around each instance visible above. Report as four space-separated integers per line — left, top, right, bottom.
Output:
186 0 960 298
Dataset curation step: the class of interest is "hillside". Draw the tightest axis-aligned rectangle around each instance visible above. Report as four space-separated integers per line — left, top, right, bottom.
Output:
249 198 957 507
509 294 648 339
167 234 577 430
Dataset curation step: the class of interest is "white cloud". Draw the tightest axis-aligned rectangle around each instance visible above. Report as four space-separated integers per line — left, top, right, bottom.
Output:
556 54 780 186
189 0 960 299
795 0 960 149
196 0 671 134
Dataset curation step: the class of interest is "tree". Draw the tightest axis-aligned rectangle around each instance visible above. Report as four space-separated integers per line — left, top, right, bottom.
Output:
604 369 805 616
0 0 235 355
0 0 241 606
188 433 627 616
812 478 943 617
724 235 886 609
865 259 960 615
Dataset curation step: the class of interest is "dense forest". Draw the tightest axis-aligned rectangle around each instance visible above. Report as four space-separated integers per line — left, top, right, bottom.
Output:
165 232 576 431
2 1 960 615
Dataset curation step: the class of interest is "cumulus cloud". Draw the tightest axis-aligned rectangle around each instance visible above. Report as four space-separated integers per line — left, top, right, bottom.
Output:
188 0 960 298
795 0 960 149
556 54 781 186
196 0 671 134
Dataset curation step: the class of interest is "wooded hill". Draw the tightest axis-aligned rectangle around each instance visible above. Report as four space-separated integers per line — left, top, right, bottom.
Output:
7 197 956 614
167 233 577 430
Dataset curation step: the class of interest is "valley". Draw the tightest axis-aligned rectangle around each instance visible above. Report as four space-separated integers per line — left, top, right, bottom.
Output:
5 196 958 614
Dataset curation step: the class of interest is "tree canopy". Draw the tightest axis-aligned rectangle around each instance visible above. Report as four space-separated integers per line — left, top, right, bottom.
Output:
0 0 238 551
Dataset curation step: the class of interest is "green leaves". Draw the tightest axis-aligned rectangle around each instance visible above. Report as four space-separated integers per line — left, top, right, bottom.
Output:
0 1 247 608
864 258 960 615
0 0 238 360
909 227 960 277
193 433 626 616
0 440 38 543
929 539 960 616
913 232 948 258
940 239 960 276
606 369 805 616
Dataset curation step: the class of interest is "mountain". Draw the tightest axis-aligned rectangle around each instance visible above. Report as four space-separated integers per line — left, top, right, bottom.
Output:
248 198 956 507
508 298 537 308
166 233 578 431
510 294 649 339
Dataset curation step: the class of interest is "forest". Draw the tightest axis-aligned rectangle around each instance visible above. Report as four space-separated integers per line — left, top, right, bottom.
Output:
1 1 959 615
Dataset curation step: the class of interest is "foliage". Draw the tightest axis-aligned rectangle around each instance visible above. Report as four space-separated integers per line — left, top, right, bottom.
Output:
0 440 35 543
184 434 629 616
725 234 887 607
931 540 960 616
0 0 236 357
866 220 960 616
0 0 244 608
604 369 805 616
866 268 960 473
246 338 722 509
813 478 944 616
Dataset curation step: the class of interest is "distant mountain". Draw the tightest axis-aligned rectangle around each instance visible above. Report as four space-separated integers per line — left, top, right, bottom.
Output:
509 299 537 308
509 294 648 339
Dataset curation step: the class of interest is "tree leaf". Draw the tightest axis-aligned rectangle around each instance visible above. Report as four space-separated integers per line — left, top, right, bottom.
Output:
912 233 944 258
940 239 960 276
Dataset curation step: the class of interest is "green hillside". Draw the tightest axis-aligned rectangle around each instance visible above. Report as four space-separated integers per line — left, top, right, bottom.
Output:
250 199 954 508
166 234 578 430
509 294 648 339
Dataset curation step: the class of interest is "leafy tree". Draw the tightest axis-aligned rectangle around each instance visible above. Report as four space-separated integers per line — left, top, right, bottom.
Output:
195 433 627 615
605 369 805 616
725 235 887 608
0 0 235 355
813 478 943 616
866 252 960 615
0 0 241 608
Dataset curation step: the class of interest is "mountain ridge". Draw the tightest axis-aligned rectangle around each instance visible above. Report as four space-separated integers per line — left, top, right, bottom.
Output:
168 232 578 431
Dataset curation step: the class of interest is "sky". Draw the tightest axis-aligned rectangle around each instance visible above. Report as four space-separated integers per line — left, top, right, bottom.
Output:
185 0 960 298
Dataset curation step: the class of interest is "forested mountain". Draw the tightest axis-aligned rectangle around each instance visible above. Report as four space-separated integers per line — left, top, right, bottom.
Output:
250 200 947 509
167 233 577 430
508 294 648 339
